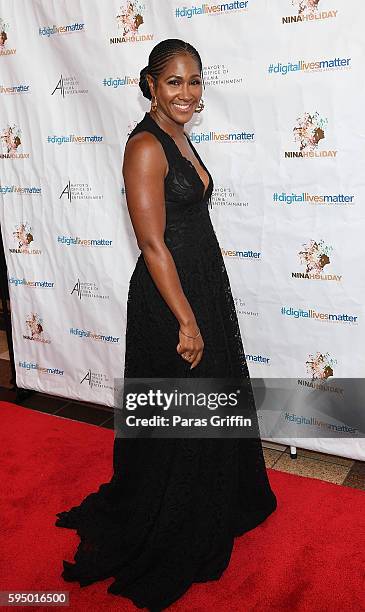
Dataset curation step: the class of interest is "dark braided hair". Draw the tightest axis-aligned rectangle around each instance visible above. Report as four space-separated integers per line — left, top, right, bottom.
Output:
139 38 204 100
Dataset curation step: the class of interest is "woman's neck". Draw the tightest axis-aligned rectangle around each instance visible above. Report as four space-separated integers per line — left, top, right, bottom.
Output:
149 110 185 139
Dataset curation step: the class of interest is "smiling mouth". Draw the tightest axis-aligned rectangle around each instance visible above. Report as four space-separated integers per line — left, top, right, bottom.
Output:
172 102 194 112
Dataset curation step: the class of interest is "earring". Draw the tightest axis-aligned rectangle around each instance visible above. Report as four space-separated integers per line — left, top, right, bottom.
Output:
151 95 158 112
194 98 205 113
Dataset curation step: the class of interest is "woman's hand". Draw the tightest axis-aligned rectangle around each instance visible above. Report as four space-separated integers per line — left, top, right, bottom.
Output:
176 325 204 369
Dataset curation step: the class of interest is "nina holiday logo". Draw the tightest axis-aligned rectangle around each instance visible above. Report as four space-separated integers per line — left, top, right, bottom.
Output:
306 351 336 380
291 239 342 282
299 239 332 274
282 0 338 23
293 0 320 15
285 112 337 158
9 223 41 254
111 2 153 44
296 352 343 396
117 1 145 35
23 313 51 344
294 112 327 151
0 124 30 158
0 17 16 55
298 352 344 397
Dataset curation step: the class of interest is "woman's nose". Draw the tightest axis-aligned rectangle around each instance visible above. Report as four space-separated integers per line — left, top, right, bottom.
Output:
180 82 193 100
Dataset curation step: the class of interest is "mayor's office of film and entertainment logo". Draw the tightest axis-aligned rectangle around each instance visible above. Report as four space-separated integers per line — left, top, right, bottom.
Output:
80 368 116 391
210 186 249 209
0 18 16 55
23 313 51 344
70 278 110 301
234 296 259 318
203 63 244 88
9 223 41 255
1 124 30 159
285 112 337 158
51 74 88 98
111 2 153 44
59 180 103 203
292 239 342 282
282 0 338 24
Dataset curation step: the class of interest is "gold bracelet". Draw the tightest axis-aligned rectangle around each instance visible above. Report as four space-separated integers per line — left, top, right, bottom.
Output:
179 328 201 339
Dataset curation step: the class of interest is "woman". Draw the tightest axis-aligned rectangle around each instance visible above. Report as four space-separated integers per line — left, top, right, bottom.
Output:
56 39 277 611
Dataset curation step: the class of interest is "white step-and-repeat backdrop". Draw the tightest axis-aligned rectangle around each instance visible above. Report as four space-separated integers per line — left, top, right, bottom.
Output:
1 0 364 460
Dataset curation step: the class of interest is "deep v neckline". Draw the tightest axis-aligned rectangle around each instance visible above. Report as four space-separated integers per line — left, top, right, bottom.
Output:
146 113 212 199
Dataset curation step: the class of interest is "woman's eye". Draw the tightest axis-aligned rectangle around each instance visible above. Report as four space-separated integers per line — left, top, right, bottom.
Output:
168 80 201 86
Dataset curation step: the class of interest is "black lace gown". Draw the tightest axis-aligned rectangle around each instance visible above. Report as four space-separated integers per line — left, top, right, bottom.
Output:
55 112 277 611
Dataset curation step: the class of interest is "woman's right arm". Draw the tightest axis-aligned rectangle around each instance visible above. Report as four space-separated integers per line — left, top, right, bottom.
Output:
122 131 204 369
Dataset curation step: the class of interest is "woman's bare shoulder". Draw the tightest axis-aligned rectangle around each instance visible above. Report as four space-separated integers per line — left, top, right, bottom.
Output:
125 130 163 156
123 130 166 173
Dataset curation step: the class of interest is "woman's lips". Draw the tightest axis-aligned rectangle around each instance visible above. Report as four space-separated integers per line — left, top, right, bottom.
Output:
172 102 194 113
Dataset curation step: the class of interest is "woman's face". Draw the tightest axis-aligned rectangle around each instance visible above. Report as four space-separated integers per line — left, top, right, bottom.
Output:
147 53 202 125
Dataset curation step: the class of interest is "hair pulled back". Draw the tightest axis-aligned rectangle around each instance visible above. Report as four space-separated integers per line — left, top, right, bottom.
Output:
139 38 203 100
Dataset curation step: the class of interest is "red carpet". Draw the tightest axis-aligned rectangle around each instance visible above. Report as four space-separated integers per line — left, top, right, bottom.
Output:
1 401 364 612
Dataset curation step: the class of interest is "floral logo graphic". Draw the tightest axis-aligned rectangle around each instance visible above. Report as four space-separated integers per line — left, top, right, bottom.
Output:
116 2 145 35
293 112 328 151
13 222 33 252
127 120 138 137
23 313 51 343
0 18 9 47
26 313 43 339
298 239 332 273
292 0 320 15
306 352 336 380
1 124 22 155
